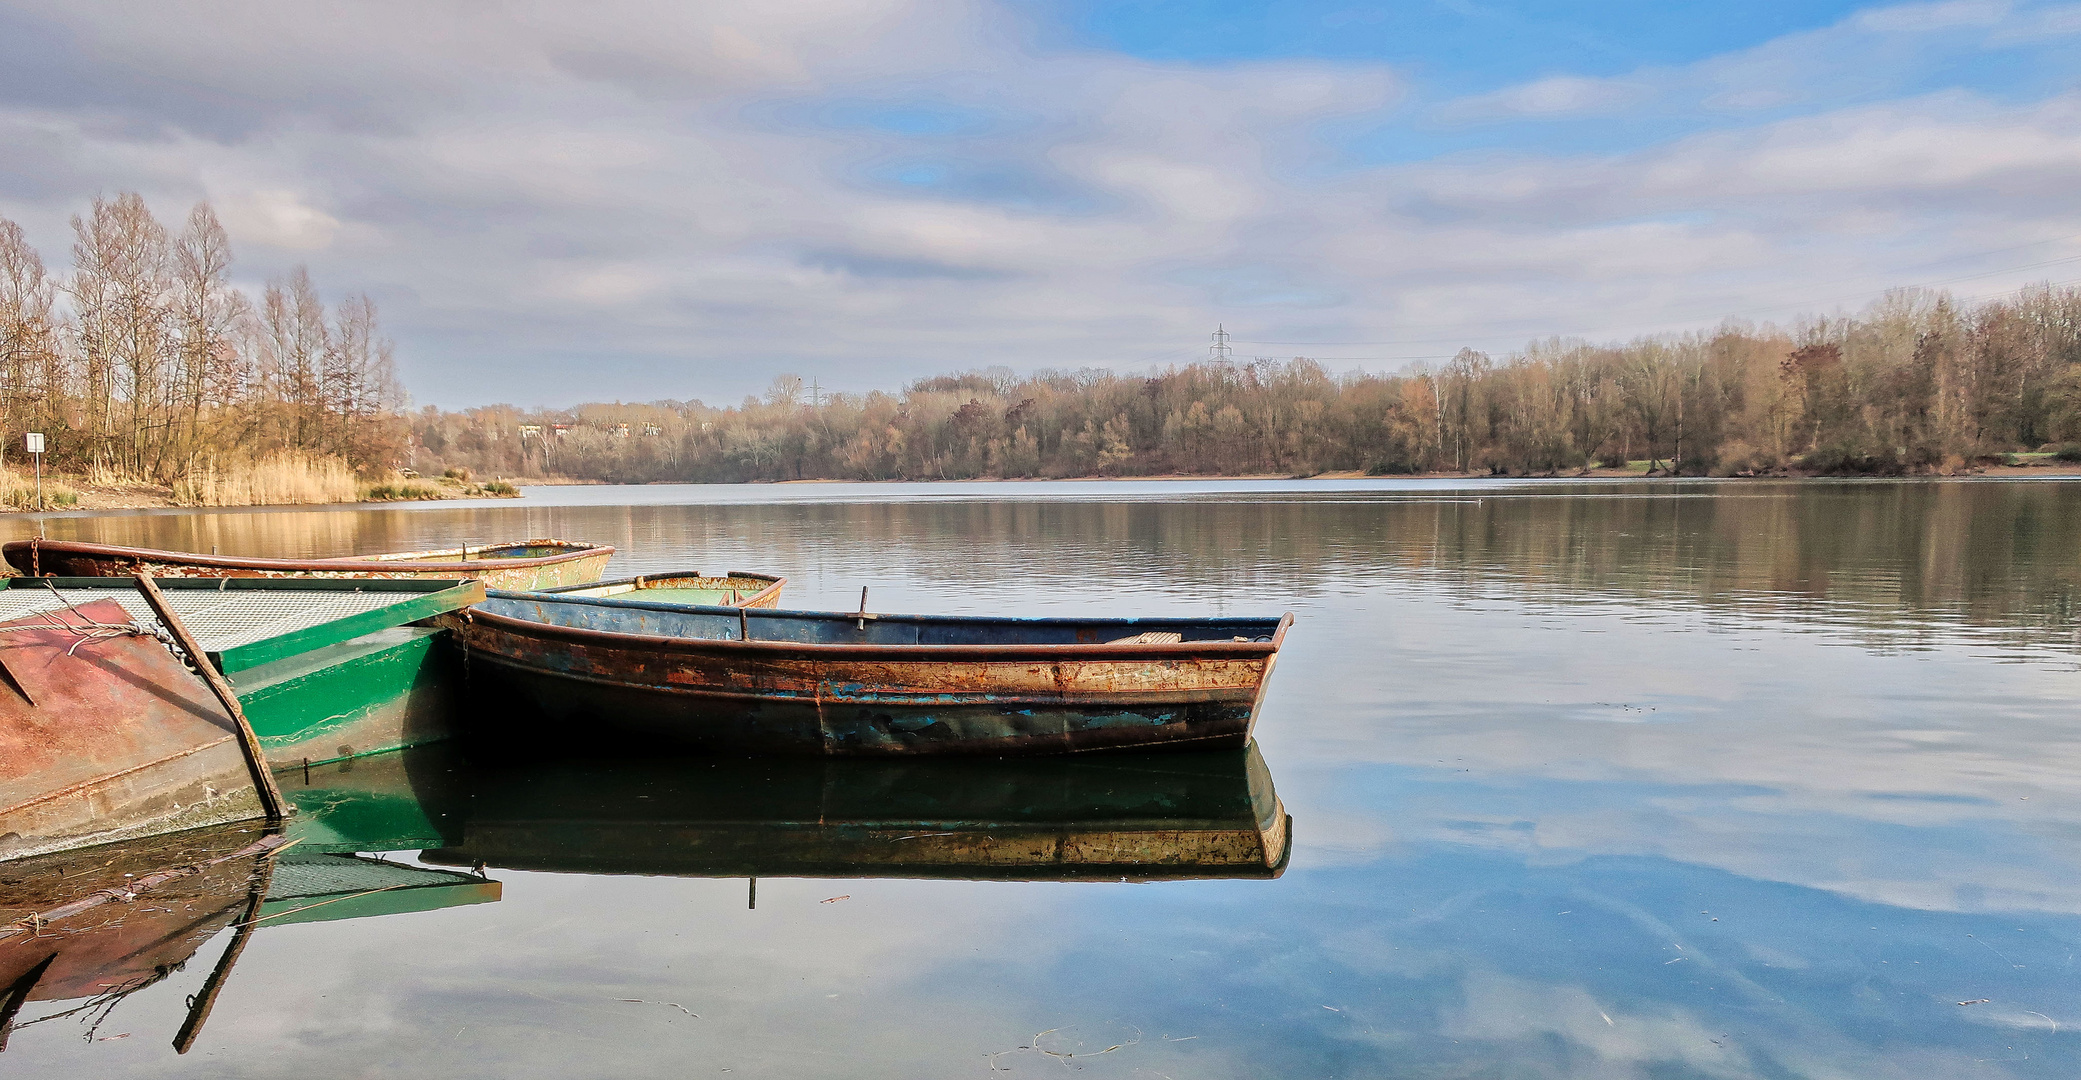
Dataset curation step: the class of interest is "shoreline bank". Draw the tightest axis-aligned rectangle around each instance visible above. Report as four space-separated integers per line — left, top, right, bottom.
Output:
1 474 525 515
10 462 2079 516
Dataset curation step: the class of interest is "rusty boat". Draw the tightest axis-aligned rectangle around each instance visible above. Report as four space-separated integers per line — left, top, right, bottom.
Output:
0 600 270 863
439 593 1293 756
542 569 785 608
3 537 613 591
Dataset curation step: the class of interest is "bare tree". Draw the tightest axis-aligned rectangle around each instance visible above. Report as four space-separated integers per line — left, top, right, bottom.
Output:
259 266 331 449
0 218 63 457
69 193 173 472
169 203 243 469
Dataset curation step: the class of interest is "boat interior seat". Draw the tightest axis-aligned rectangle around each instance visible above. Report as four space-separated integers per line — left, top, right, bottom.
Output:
1108 631 1184 644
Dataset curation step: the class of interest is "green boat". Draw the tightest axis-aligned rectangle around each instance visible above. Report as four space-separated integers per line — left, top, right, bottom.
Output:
0 577 483 772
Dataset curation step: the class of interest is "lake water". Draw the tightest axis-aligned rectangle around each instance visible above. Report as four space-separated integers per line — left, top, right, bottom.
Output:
6 478 2081 1078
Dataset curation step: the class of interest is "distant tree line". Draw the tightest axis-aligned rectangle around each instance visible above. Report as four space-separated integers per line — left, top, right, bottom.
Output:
0 194 403 482
414 285 2081 482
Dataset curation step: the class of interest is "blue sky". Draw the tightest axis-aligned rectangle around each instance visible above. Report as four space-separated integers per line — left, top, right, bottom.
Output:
1060 0 1872 77
1 0 2079 404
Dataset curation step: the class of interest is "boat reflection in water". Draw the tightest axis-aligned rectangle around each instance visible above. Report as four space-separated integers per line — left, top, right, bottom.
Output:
0 814 496 1052
0 741 1286 1053
425 745 1290 881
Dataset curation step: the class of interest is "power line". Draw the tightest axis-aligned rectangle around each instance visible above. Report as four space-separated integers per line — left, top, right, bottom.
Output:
1231 251 2081 349
1231 232 2081 347
1091 270 2081 372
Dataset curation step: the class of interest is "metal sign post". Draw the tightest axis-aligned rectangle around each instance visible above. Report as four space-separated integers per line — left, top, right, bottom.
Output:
23 433 43 512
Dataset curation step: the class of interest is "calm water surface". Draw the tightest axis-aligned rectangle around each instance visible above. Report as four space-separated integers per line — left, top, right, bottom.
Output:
6 478 2081 1078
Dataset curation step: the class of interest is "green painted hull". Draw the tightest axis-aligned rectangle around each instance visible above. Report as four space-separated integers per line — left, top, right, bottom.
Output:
232 627 461 769
279 743 471 853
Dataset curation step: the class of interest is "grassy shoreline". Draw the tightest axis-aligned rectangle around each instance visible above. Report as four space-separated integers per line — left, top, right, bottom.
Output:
0 471 522 514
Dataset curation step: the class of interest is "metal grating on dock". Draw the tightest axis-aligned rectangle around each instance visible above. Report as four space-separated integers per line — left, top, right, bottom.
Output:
0 585 411 654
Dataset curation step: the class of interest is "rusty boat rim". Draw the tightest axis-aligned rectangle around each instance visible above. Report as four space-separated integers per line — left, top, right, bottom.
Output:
455 602 1295 661
3 537 614 576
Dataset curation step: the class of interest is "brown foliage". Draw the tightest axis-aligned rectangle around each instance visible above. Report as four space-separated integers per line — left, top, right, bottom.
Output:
0 195 404 482
410 286 2081 483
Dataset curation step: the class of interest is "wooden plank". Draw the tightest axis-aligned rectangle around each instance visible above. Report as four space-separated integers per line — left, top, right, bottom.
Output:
134 575 287 822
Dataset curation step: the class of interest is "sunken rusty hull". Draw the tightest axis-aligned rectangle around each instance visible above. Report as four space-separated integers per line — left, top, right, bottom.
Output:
3 538 613 591
0 601 266 863
442 606 1292 757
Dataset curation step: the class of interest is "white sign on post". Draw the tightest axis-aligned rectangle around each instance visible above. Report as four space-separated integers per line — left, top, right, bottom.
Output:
24 432 45 510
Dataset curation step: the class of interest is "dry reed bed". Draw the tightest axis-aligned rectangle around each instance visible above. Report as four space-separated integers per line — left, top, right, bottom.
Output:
172 452 362 507
0 468 79 509
0 453 518 512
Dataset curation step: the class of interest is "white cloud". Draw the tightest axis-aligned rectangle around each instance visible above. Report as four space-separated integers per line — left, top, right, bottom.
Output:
212 188 345 251
1446 972 1762 1079
1445 75 1651 120
0 1 2076 405
1854 0 2011 33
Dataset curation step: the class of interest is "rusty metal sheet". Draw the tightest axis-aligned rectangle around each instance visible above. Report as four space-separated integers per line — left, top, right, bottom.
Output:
0 601 264 862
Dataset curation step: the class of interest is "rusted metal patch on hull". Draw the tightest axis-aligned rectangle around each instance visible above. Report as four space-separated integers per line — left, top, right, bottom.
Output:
482 658 1255 755
492 637 1266 700
0 602 265 861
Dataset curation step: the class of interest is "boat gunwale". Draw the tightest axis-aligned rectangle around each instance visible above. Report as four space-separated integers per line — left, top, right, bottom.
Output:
3 538 614 575
457 599 1294 661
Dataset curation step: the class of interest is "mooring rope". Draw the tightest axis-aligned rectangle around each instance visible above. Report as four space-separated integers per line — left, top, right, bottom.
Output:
0 581 173 655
